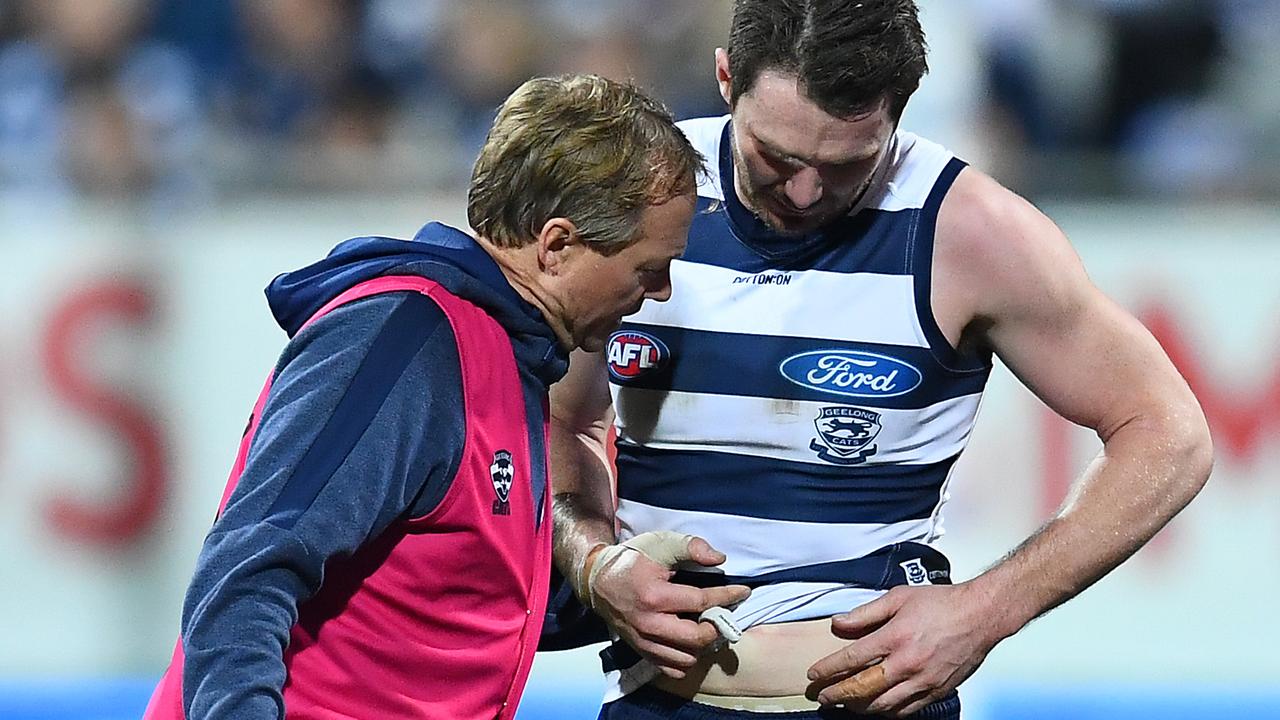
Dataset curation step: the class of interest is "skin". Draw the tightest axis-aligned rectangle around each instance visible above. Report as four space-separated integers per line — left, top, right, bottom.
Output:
550 347 753 677
485 191 698 353
723 61 896 236
550 50 1213 716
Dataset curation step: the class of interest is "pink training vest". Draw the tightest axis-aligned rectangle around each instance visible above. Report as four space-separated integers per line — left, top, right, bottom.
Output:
144 275 553 719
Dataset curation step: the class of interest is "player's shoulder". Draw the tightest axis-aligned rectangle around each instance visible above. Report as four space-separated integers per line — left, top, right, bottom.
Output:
939 165 1062 260
936 164 1083 317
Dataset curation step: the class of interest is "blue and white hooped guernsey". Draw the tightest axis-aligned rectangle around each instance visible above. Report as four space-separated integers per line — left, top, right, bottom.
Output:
603 115 992 695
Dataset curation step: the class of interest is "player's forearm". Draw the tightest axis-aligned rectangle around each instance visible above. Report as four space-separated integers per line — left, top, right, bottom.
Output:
970 412 1212 639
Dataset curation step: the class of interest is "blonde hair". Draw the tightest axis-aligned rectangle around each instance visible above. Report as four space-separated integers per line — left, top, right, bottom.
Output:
468 74 703 255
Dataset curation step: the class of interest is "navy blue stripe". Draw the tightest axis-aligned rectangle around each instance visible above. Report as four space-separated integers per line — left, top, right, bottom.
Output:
269 293 445 525
520 387 549 528
909 157 989 371
686 119 919 275
610 322 988 409
672 541 952 589
616 444 954 523
688 197 923 275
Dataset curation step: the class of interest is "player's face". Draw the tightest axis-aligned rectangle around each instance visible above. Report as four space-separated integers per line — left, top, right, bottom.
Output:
563 192 695 352
720 63 896 236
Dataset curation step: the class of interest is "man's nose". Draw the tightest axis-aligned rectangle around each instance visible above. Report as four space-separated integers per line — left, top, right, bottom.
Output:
783 166 823 210
645 271 673 302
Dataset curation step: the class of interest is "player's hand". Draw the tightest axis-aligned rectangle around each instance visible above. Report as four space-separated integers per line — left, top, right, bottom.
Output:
587 531 750 679
805 583 1004 717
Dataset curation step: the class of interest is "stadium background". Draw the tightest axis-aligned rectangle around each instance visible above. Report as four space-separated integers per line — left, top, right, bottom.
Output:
0 1 1277 718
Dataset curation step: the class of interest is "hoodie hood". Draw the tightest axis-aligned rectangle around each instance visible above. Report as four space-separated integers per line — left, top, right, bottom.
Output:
266 222 568 387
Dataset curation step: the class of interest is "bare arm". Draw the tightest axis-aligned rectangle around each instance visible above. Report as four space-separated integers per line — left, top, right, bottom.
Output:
549 349 618 587
809 169 1213 715
949 170 1212 634
550 349 750 676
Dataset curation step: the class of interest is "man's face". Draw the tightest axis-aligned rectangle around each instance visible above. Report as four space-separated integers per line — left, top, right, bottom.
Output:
561 192 695 352
720 59 896 236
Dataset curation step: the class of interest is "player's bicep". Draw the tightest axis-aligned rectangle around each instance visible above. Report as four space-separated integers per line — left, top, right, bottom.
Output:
942 170 1180 440
991 283 1175 439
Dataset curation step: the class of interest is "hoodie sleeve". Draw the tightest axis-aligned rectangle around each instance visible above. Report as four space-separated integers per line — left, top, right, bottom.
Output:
181 291 464 720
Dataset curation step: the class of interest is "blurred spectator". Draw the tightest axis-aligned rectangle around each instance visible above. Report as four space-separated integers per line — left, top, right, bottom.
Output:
537 0 729 118
228 0 358 139
432 0 541 160
971 0 1279 198
0 0 1276 202
0 0 205 205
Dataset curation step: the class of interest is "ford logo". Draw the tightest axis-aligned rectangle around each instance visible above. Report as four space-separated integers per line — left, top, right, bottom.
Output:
779 350 922 398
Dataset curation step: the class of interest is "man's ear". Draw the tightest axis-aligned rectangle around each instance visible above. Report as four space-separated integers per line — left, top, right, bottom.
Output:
536 217 579 275
714 48 732 106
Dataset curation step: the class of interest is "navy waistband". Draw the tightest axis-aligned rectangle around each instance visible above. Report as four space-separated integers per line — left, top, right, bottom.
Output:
671 542 951 590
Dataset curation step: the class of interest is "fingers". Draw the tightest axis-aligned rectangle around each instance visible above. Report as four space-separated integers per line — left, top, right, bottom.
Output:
593 533 752 672
807 632 889 684
619 610 722 677
887 690 941 718
815 664 890 707
700 583 751 611
829 587 904 639
628 632 703 676
862 680 931 717
631 609 721 652
635 576 750 617
683 535 727 566
623 531 728 569
623 531 697 566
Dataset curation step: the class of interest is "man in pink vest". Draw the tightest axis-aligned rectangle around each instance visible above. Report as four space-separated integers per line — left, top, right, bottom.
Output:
143 74 718 720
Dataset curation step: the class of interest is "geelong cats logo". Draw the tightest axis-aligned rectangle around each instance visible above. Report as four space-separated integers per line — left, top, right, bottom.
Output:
809 406 882 465
490 450 513 515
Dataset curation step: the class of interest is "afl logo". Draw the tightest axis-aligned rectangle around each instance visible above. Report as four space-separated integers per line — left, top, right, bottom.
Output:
607 330 668 380
779 350 922 398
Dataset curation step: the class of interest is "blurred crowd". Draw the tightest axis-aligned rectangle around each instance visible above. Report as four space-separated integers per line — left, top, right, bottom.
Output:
0 0 1276 208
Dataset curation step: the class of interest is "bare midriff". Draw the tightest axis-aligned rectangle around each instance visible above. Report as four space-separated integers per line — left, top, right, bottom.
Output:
651 617 850 699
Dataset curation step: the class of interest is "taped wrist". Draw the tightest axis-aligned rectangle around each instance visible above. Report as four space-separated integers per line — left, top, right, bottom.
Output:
583 531 694 610
572 542 609 608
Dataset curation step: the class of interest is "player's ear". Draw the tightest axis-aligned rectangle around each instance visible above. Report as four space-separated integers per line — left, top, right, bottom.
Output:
714 48 732 106
536 217 580 275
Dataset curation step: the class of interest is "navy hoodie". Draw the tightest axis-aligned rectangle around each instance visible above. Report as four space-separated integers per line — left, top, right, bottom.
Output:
179 222 568 719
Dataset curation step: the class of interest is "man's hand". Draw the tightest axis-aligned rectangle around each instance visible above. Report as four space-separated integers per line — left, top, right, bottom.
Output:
585 531 751 678
806 582 1009 717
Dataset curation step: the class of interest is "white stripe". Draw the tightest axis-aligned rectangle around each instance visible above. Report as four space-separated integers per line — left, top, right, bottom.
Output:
614 388 981 466
868 132 957 212
616 499 935 577
733 584 885 626
677 115 728 201
629 261 930 348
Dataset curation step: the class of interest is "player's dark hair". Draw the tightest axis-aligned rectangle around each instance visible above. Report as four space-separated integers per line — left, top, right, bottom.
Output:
727 0 928 119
